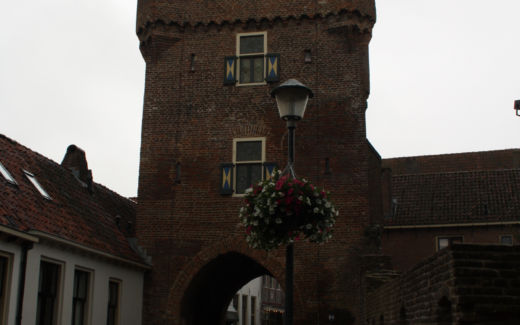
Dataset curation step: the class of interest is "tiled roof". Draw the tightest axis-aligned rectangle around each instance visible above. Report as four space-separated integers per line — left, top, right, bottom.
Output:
0 134 143 264
386 169 520 226
383 149 520 175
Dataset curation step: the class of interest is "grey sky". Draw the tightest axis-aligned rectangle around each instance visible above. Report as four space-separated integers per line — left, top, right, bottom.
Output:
1 1 519 197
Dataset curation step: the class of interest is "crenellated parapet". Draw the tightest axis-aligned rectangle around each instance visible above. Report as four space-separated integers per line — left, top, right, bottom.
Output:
136 0 376 38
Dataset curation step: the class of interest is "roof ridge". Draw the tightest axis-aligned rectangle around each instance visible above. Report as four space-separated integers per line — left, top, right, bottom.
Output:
392 168 520 178
383 148 519 161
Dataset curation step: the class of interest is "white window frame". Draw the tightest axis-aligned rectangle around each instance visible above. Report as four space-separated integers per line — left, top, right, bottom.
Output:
0 251 13 325
37 257 65 325
436 236 464 251
0 162 16 185
232 137 266 197
500 235 513 245
72 266 94 325
236 31 267 86
24 170 51 200
107 278 122 325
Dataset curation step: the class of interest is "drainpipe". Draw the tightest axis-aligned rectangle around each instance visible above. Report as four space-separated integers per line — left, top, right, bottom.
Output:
16 242 34 325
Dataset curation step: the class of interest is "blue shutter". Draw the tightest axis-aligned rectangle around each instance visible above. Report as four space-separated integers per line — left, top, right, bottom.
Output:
265 53 280 83
220 163 235 195
263 162 278 181
224 56 237 85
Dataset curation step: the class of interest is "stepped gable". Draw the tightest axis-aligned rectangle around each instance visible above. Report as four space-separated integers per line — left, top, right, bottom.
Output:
136 0 376 34
383 149 520 175
387 169 520 226
0 134 143 264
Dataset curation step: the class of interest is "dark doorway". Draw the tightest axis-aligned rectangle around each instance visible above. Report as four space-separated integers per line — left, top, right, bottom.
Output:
181 252 274 325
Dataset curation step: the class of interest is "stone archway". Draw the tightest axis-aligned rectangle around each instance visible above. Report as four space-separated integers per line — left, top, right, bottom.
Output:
165 236 302 325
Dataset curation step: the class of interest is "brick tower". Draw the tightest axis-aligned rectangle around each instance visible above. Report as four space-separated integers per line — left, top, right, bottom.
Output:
135 1 378 324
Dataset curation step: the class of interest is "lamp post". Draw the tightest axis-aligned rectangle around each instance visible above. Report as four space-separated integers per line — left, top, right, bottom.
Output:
271 79 314 325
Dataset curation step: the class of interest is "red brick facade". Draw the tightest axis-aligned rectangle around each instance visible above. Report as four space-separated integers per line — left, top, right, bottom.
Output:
135 1 378 324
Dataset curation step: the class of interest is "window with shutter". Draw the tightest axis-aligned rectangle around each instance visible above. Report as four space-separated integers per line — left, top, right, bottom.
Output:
236 32 267 86
265 53 280 83
232 138 266 196
224 56 237 85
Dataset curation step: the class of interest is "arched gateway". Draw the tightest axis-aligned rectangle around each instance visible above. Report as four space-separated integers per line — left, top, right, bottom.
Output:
135 0 378 324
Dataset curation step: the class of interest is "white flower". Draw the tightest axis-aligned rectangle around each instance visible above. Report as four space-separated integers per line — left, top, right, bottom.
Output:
245 188 253 194
276 218 282 224
326 223 332 228
313 207 319 213
316 199 322 204
298 196 303 201
269 208 275 215
240 207 244 213
314 192 319 196
306 198 311 205
265 218 270 224
335 210 339 216
332 207 335 212
246 237 251 242
325 202 331 208
271 193 276 198
320 210 325 215
287 211 293 216
306 224 312 229
310 235 316 240
253 221 258 226
328 234 332 238
302 178 307 182
278 170 282 174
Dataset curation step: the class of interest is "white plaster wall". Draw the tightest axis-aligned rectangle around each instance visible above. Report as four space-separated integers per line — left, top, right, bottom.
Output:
3 241 146 325
0 242 22 325
237 276 262 325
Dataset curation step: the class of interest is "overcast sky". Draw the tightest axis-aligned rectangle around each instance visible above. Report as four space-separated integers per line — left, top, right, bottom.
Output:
1 1 519 197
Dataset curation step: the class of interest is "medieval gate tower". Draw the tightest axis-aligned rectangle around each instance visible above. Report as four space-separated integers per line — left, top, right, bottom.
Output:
135 1 378 324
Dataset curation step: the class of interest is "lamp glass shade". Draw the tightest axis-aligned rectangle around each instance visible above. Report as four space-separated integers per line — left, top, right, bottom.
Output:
274 87 309 121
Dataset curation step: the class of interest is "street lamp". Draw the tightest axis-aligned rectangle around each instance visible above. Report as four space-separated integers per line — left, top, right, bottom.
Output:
271 79 313 325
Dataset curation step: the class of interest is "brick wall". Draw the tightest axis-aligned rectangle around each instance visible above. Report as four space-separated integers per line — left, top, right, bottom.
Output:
363 244 520 325
382 225 518 272
383 149 520 176
135 3 377 324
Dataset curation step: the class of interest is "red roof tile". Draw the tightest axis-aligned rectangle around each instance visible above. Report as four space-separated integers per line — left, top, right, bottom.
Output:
386 169 520 226
0 134 143 264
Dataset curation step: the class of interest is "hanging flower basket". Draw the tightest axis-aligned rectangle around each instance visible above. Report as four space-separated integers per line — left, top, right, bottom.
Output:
239 170 338 251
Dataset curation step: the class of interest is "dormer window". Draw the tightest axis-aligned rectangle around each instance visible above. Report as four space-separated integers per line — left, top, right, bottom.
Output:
24 170 51 200
0 162 17 185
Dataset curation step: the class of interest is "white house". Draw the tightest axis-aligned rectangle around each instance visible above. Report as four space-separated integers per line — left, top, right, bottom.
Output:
0 135 150 325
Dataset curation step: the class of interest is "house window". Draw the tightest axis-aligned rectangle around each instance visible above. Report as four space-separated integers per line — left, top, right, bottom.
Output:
237 32 267 85
72 270 90 325
233 295 239 325
501 235 513 245
107 280 120 325
24 170 51 200
242 295 248 325
0 162 16 185
250 297 256 325
36 261 60 325
437 236 463 251
0 255 10 325
233 138 265 195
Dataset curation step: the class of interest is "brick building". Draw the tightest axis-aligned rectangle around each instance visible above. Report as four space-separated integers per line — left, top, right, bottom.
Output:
381 149 520 271
134 0 382 324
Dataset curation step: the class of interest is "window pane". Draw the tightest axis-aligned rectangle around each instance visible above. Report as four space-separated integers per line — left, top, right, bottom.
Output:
502 236 512 245
0 256 6 297
77 272 88 299
253 58 263 83
240 36 264 54
251 164 262 185
74 301 84 325
237 142 262 162
438 238 449 250
237 165 249 195
241 59 251 84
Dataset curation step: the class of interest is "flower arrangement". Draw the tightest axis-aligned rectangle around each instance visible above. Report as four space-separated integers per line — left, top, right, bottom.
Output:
239 170 338 251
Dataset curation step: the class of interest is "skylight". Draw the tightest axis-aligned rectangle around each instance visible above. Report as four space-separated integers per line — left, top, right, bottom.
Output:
0 162 17 185
24 170 51 200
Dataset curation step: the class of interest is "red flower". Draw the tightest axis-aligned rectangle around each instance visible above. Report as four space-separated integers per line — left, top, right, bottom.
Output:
288 188 294 195
295 235 301 242
321 190 327 197
246 226 252 235
310 185 314 190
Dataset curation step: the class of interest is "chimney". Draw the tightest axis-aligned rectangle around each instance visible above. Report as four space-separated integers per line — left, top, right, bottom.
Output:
61 145 89 182
381 167 393 219
86 170 93 194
